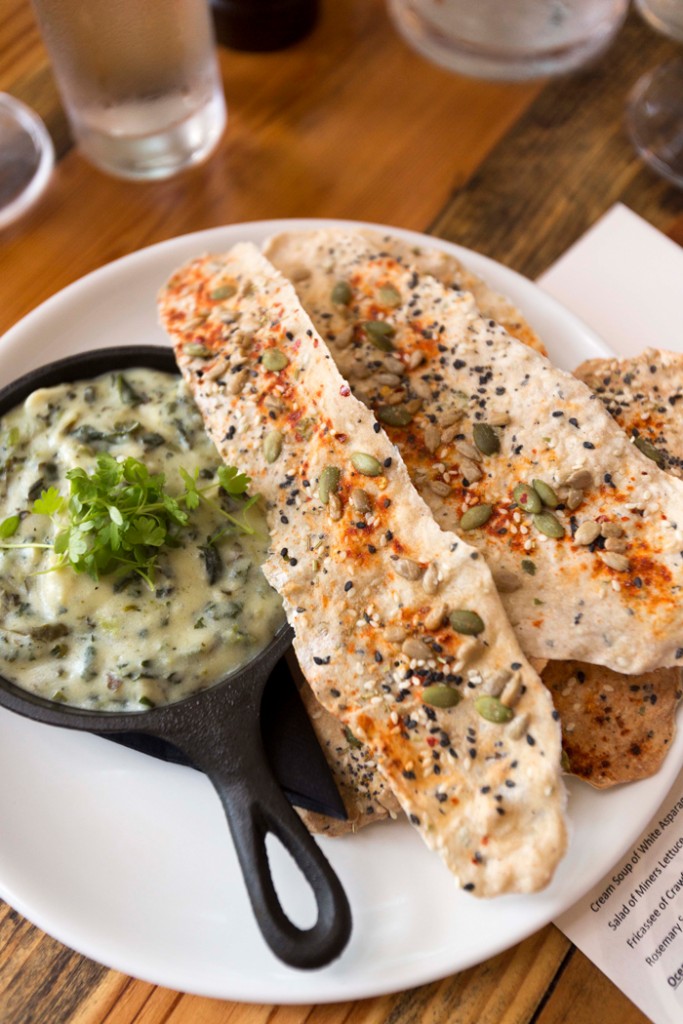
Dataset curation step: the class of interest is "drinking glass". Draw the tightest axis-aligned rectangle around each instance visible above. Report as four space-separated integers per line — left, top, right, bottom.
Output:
627 1 683 187
0 94 54 230
30 0 227 181
386 0 630 81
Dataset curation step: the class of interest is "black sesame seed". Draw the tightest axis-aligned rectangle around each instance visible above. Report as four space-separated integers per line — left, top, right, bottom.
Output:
344 581 353 592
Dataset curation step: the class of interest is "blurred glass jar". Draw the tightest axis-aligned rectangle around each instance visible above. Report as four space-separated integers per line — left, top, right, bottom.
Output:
386 0 630 81
635 0 683 41
31 0 227 180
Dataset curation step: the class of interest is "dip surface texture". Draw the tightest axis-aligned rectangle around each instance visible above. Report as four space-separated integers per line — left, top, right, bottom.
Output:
0 368 284 710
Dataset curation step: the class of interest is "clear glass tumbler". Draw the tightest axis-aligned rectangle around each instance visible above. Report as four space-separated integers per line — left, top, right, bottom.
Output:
627 1 683 188
0 94 54 229
31 0 227 181
386 0 630 81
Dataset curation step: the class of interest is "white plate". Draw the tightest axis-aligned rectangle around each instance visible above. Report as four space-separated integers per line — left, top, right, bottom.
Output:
1 218 679 1004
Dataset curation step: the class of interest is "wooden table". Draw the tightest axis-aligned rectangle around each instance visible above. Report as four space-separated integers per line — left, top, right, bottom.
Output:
1 2 683 1021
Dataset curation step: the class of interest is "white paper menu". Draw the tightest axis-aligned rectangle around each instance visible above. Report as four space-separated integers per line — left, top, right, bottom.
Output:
536 204 683 1024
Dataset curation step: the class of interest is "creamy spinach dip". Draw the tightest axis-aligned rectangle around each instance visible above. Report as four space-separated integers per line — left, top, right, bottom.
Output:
0 368 284 711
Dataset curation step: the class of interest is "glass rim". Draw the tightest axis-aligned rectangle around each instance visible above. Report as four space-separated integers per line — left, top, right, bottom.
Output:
0 93 55 231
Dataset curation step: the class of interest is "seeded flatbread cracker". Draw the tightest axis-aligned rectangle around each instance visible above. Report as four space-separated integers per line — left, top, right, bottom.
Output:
271 229 547 357
264 229 683 674
159 242 567 896
290 658 401 834
542 661 682 788
575 348 683 478
545 349 683 787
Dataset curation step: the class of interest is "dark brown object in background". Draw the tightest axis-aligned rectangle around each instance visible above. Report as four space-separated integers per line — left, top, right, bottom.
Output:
211 0 318 51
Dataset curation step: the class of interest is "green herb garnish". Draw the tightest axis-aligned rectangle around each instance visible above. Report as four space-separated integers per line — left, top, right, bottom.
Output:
0 453 257 589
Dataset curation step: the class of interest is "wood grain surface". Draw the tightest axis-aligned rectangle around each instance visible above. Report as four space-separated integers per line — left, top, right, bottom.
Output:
1 1 681 1021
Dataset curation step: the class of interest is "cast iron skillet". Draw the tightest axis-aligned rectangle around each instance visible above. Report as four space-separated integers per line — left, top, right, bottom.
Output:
0 345 352 970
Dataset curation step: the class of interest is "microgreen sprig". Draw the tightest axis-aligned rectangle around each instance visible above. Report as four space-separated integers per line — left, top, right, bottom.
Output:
0 453 257 589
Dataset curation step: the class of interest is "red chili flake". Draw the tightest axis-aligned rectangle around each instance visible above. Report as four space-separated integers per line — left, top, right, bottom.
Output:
340 385 351 397
426 736 438 747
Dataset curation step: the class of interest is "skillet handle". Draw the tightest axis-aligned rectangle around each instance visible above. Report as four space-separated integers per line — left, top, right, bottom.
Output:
157 678 352 970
